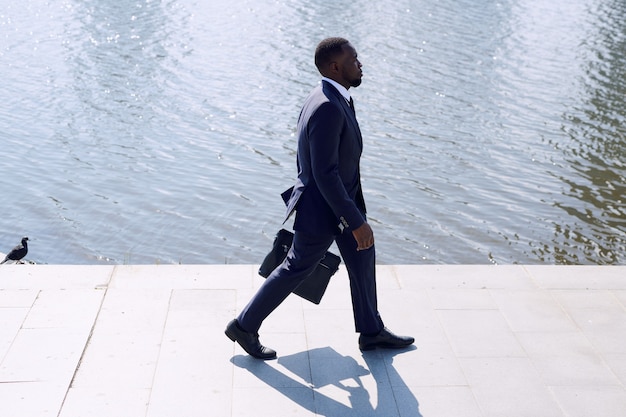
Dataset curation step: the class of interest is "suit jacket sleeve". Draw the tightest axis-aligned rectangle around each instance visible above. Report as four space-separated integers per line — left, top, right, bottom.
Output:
307 101 365 230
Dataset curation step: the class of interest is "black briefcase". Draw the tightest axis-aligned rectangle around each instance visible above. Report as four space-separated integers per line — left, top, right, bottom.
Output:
258 229 341 304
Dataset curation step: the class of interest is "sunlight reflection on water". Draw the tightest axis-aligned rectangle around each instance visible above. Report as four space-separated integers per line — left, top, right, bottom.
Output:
1 0 624 265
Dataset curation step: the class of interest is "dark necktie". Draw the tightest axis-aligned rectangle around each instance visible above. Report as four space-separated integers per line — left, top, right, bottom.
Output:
349 97 355 113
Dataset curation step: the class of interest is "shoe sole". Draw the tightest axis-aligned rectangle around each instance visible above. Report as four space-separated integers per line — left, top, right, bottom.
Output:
359 342 414 351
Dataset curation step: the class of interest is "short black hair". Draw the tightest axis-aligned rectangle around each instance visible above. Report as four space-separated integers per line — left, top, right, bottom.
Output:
314 37 350 74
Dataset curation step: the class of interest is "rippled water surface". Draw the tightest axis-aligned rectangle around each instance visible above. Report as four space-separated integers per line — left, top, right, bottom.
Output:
1 0 624 264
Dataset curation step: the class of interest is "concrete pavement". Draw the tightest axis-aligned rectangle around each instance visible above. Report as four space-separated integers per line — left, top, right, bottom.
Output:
1 264 625 416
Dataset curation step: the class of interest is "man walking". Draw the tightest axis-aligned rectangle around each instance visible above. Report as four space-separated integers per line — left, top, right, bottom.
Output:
226 37 414 359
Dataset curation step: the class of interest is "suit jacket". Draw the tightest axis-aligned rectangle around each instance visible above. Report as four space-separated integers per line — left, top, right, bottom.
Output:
284 80 367 236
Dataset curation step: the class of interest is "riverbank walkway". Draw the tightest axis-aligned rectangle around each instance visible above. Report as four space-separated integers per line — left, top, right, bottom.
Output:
1 264 625 416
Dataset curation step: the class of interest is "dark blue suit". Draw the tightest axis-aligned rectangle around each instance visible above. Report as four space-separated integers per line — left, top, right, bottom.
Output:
238 81 384 335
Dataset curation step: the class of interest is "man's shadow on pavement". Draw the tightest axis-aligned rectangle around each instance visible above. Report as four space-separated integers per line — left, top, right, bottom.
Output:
231 346 422 417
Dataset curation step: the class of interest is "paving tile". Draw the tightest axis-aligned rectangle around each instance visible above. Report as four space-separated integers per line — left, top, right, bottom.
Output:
233 286 258 315
614 290 626 307
552 289 622 311
428 288 497 310
309 348 373 389
232 346 409 417
525 265 626 289
437 310 525 358
401 386 481 417
88 288 171 331
319 266 401 294
110 264 254 289
148 390 232 417
0 289 38 307
376 265 402 290
560 305 626 355
59 387 151 417
22 289 104 329
490 289 577 332
232 387 315 417
229 336 315 412
373 287 442 346
1 264 624 417
0 327 88 383
602 354 626 386
460 357 564 417
67 328 163 389
256 296 307 335
148 325 233 417
313 381 399 417
165 289 235 329
378 288 436 329
302 308 358 353
381 339 466 387
149 288 246 414
69 289 171 389
395 265 534 290
308 351 400 417
232 340 309 389
550 386 626 417
0 265 113 289
0 308 29 360
0 381 67 417
516 332 619 386
540 290 626 354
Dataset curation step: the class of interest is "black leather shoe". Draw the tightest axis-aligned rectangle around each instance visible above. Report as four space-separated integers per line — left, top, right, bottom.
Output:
359 327 415 351
225 319 277 360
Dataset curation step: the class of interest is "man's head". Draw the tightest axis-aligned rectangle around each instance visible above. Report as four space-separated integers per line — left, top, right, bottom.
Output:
315 37 363 89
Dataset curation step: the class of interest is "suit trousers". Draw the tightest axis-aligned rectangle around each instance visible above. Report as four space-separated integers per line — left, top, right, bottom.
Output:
237 230 384 335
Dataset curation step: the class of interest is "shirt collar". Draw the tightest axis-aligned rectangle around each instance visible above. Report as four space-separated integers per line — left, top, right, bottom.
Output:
321 77 351 103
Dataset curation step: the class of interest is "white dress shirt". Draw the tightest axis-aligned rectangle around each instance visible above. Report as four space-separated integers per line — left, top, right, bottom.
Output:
321 77 352 105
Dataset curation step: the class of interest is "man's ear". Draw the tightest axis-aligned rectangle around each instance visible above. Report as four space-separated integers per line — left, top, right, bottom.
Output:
328 61 340 75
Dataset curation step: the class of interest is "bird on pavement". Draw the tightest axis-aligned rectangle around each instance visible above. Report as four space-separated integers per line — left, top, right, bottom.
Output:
1 237 29 264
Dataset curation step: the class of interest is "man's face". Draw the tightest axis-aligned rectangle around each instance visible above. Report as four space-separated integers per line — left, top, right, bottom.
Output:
338 43 363 88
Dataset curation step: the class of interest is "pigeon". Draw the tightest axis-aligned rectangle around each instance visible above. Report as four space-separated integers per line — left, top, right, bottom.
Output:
1 237 29 264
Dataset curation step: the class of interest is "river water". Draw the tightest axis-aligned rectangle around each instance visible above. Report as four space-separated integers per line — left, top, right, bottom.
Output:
1 0 624 265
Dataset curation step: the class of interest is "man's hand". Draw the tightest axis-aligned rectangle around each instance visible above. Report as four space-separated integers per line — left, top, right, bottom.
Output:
352 222 374 251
